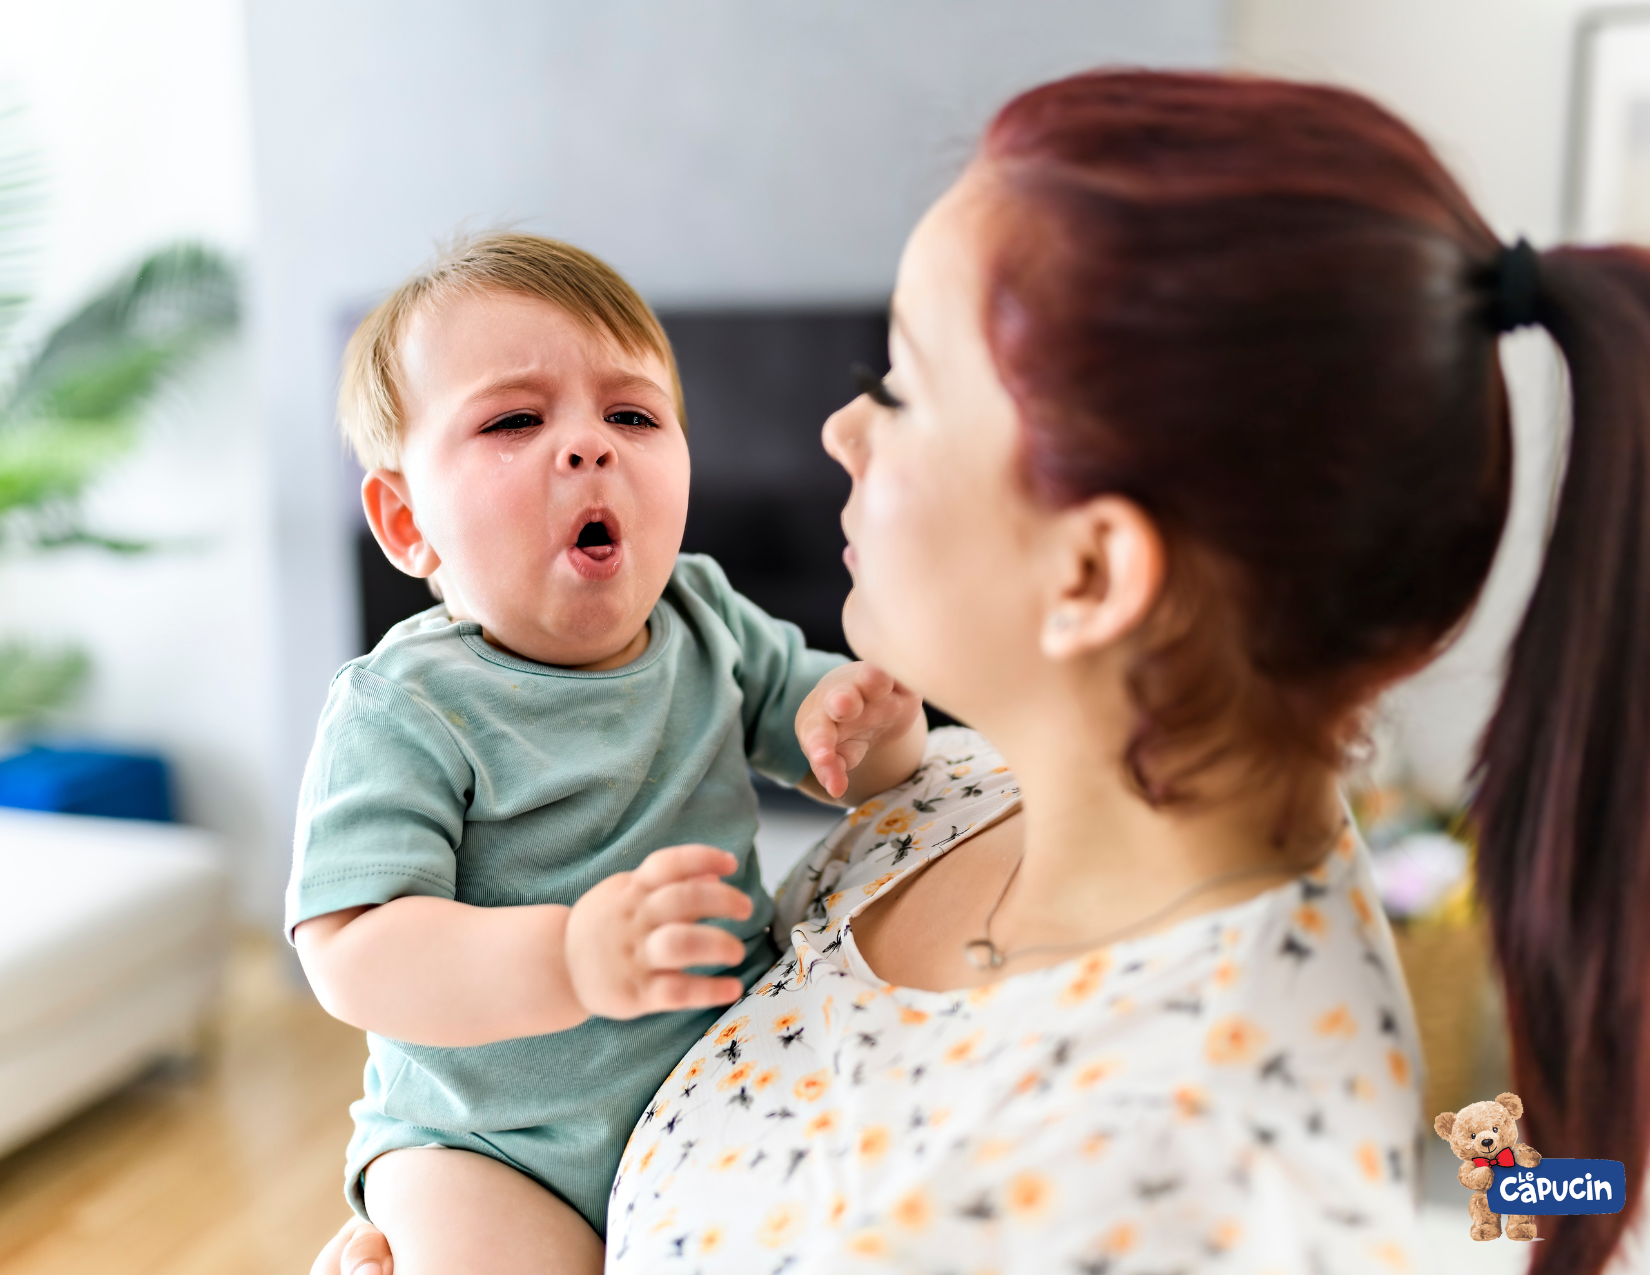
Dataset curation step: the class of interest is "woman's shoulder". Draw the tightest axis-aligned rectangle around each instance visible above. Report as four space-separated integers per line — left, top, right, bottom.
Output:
771 728 1019 934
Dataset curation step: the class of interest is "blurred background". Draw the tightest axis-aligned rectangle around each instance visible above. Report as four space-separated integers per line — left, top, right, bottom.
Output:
0 1 1644 1271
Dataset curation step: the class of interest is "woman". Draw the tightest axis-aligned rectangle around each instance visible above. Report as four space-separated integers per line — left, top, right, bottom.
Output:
323 70 1649 1274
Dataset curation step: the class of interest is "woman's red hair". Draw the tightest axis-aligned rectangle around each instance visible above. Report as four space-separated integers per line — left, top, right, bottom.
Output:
979 70 1650 1273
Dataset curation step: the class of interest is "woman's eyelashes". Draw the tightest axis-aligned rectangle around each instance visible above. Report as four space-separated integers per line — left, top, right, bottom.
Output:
852 361 905 410
480 411 541 435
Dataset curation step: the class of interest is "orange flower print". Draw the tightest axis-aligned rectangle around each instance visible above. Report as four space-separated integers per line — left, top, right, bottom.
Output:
771 1011 800 1034
1006 1172 1054 1219
794 1070 831 1102
825 891 845 910
1349 885 1375 927
827 1193 848 1227
847 1229 887 1258
949 764 972 779
927 1107 952 1127
1108 994 1136 1016
1335 826 1357 859
1073 1055 1122 1089
1388 1048 1412 1088
1349 1074 1377 1101
1099 1221 1137 1254
639 1141 659 1172
891 1187 932 1231
1356 1141 1382 1182
756 1203 805 1248
973 1138 1015 1163
804 1110 841 1138
1209 1218 1244 1252
1212 959 1241 989
752 1068 780 1092
862 871 899 896
1293 903 1328 936
1314 1003 1357 1039
713 1017 750 1047
1369 1239 1412 1271
1058 951 1112 1006
857 1125 890 1161
698 1225 724 1254
848 799 885 827
1205 1014 1266 1065
713 1146 745 1172
717 1062 755 1092
898 1005 929 1026
990 765 1010 774
1012 1070 1042 1096
944 1031 984 1064
1081 1132 1111 1159
875 808 915 835
1173 1084 1208 1119
967 982 1000 1007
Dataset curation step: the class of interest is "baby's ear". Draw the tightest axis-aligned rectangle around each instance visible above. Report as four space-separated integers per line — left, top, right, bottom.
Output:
1434 1111 1456 1139
1497 1092 1524 1121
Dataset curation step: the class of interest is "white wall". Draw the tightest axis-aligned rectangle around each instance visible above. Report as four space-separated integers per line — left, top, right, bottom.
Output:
243 0 1228 915
1232 0 1596 801
0 1 279 920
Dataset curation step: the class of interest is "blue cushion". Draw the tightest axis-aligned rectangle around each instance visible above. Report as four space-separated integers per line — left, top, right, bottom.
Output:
0 747 173 821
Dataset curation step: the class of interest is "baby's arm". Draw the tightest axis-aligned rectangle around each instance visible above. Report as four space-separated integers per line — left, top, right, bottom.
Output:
795 661 928 806
296 844 752 1046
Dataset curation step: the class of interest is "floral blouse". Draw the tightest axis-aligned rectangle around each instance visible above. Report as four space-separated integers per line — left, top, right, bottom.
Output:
607 729 1424 1274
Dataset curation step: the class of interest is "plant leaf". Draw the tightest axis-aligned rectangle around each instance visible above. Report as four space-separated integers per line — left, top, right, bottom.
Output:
4 241 237 424
0 640 88 722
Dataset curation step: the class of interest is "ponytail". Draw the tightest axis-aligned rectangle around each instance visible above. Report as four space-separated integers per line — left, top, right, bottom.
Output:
1475 242 1650 1272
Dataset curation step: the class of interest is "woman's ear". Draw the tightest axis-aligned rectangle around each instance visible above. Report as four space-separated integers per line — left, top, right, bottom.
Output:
362 469 441 578
1039 496 1164 661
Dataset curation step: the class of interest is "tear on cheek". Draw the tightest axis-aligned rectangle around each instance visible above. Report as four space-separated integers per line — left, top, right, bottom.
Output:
498 452 514 463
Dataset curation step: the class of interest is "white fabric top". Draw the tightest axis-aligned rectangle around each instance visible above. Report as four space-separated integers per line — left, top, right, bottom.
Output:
607 729 1424 1274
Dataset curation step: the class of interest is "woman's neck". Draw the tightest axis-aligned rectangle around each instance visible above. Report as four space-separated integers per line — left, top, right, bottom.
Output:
976 695 1343 957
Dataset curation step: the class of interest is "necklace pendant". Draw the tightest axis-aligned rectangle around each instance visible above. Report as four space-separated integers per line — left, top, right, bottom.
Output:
964 939 1004 970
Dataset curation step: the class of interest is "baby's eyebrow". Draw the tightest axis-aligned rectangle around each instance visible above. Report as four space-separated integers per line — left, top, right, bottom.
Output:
599 372 669 400
465 373 545 403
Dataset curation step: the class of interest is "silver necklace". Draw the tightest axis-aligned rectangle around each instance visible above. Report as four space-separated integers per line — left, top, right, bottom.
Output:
962 819 1347 971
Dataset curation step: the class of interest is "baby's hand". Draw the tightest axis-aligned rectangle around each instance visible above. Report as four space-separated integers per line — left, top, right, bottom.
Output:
564 844 752 1020
797 661 925 801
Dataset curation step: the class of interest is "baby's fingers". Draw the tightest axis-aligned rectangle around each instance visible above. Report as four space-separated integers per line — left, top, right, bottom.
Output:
644 921 748 971
634 843 738 889
640 970 746 1014
640 879 753 927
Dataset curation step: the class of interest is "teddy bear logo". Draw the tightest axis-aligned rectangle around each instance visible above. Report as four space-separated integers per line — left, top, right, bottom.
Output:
1434 1091 1543 1241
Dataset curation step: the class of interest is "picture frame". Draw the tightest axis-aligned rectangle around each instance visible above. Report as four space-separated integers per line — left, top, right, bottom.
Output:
1564 5 1650 241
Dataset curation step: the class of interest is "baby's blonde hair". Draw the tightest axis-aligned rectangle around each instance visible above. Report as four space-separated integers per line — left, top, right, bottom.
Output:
339 232 685 470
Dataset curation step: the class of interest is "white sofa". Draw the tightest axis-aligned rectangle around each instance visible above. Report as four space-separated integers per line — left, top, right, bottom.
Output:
0 807 229 1158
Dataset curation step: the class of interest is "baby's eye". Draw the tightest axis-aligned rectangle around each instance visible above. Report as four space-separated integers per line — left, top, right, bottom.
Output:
481 411 541 434
606 409 659 429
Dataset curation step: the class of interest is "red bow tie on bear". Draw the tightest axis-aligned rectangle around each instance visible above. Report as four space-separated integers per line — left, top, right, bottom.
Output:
1473 1147 1516 1168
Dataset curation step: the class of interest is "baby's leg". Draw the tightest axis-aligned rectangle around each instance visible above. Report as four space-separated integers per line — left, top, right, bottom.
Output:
363 1147 603 1275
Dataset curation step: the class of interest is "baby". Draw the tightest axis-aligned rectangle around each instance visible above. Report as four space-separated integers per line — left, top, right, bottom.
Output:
288 233 925 1271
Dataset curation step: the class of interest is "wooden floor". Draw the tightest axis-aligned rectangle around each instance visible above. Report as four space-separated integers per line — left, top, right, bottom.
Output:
0 934 365 1275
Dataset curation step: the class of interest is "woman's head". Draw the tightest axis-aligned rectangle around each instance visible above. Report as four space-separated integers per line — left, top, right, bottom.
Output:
833 71 1514 802
830 68 1650 1271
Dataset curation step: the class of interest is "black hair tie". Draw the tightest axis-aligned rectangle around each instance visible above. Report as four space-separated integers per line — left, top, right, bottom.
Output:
1489 237 1543 333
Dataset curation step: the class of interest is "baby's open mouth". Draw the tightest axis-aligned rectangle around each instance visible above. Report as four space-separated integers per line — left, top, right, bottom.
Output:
576 518 615 561
567 511 624 580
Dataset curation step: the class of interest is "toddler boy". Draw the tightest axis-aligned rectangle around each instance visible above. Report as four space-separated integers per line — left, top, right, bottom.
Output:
288 233 924 1271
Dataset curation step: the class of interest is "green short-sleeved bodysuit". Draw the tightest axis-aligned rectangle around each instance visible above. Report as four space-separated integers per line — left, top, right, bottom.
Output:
284 554 845 1234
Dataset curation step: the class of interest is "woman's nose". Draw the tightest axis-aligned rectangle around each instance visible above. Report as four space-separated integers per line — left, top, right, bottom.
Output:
555 426 615 473
822 398 869 477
